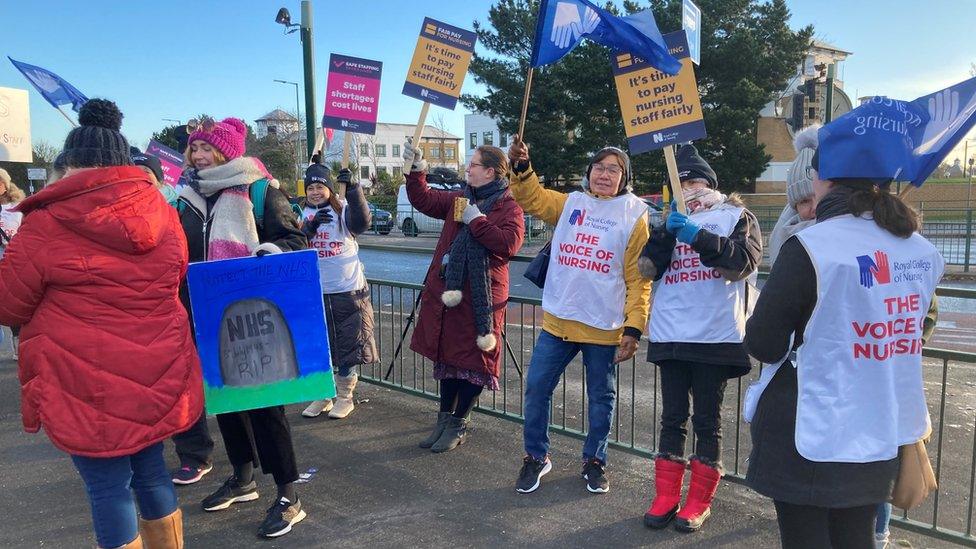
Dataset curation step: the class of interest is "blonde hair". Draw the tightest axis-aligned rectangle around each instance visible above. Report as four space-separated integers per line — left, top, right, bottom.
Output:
0 169 26 204
184 142 228 168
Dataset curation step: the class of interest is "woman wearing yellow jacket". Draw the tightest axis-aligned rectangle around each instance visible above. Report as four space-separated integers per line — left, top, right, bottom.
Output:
510 137 650 495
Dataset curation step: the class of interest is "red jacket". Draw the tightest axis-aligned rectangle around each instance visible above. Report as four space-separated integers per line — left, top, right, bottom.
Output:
0 166 203 458
407 172 524 378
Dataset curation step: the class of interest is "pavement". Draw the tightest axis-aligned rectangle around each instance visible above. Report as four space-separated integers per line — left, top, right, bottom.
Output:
0 353 950 548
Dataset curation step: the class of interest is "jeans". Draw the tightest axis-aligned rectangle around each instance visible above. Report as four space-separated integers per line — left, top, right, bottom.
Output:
875 502 891 536
336 364 358 378
523 330 618 464
657 360 729 463
773 500 879 549
71 442 178 548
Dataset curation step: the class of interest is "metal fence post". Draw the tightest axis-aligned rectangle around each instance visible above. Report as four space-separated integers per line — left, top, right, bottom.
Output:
966 208 973 273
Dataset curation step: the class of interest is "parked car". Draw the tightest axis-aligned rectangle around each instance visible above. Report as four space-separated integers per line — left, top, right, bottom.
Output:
397 183 450 236
368 203 393 235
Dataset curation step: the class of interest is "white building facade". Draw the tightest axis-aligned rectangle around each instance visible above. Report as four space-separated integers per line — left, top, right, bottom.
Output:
464 113 510 160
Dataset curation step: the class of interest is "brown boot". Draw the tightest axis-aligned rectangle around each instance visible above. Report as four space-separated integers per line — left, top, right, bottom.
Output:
138 508 183 549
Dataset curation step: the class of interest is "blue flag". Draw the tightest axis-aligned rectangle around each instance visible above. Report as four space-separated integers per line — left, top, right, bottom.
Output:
8 57 89 113
531 0 681 75
818 76 976 186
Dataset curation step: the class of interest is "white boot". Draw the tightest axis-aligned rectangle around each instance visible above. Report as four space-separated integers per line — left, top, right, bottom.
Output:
301 399 334 418
328 373 358 419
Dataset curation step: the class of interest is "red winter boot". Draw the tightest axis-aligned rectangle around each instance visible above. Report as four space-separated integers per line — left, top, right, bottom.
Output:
674 459 721 532
643 458 686 529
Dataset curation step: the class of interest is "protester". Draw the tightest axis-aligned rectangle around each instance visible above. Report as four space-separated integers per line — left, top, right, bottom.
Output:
299 163 377 419
175 116 308 538
638 144 762 532
0 99 201 549
744 105 944 547
131 147 178 206
0 168 25 358
402 141 524 453
507 136 650 494
768 125 820 265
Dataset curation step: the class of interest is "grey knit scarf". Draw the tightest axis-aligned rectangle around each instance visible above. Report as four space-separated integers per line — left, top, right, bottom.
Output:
444 178 508 340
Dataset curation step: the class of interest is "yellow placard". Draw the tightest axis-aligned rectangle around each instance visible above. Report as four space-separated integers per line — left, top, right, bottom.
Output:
405 36 472 97
614 56 703 139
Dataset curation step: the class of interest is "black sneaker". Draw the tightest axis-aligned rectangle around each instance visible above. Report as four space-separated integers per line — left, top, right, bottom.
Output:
171 462 213 485
201 476 259 511
257 497 307 538
582 458 609 494
516 455 552 494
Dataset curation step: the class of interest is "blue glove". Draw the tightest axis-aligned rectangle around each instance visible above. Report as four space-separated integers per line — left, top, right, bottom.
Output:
666 204 701 245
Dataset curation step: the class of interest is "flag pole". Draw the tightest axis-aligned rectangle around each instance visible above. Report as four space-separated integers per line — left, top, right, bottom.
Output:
517 67 534 139
663 145 687 214
55 105 78 127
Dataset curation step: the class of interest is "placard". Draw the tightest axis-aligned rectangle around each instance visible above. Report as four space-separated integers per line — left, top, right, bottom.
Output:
146 139 186 186
0 87 32 163
611 31 706 154
186 250 335 414
323 53 383 135
402 17 477 110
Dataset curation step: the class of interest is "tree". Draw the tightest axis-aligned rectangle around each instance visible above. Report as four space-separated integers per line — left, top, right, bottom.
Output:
0 141 58 192
150 124 185 151
462 0 813 193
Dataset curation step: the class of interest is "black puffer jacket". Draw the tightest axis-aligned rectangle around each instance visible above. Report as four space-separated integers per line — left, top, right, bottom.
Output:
743 185 939 507
639 196 763 375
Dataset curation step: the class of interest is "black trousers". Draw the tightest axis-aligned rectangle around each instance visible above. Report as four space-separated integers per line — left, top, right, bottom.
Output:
657 360 729 462
774 501 878 549
216 406 299 485
173 412 215 468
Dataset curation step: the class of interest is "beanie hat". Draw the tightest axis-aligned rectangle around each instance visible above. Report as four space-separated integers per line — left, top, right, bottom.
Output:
130 146 164 183
785 124 820 206
676 144 717 188
187 117 247 160
584 146 631 195
304 163 334 193
59 99 132 169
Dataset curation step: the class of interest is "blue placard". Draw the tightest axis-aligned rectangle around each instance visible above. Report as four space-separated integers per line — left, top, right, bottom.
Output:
186 250 335 414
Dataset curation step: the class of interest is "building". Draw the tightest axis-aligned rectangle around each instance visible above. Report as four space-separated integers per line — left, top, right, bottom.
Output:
755 40 855 191
254 109 299 139
464 113 511 160
352 123 462 184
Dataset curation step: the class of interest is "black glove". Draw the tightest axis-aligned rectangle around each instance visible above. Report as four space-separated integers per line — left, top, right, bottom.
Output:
337 168 354 187
314 209 334 225
255 249 273 257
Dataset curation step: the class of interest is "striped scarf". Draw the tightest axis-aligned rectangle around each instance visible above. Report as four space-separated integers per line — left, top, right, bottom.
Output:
185 157 266 259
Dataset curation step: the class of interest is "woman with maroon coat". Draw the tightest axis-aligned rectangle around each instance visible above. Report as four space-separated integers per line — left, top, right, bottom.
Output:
402 141 525 453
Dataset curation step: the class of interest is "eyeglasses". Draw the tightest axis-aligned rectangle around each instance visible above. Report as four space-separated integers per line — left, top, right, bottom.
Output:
468 162 486 168
591 163 623 176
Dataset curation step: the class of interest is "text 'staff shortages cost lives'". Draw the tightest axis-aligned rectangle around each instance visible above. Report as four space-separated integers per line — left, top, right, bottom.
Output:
323 53 383 135
402 17 476 110
612 31 706 154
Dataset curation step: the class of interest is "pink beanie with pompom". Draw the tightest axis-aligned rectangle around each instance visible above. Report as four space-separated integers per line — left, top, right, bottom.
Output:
188 117 247 160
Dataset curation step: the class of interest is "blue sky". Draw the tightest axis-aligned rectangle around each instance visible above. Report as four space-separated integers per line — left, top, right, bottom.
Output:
3 0 975 161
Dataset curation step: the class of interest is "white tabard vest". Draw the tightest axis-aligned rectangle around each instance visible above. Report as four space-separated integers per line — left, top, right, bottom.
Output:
648 205 751 344
542 192 647 330
0 204 22 259
303 202 366 294
791 215 943 462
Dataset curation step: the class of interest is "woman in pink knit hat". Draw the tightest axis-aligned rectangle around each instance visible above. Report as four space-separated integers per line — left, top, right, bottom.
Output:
172 116 310 538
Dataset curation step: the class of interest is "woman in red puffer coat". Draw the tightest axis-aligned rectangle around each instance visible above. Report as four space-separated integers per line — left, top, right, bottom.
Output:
0 99 201 549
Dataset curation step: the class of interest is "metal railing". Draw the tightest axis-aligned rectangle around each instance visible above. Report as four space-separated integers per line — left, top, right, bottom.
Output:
360 277 976 547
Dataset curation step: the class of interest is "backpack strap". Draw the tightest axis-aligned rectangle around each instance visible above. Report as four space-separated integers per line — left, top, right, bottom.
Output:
249 178 270 229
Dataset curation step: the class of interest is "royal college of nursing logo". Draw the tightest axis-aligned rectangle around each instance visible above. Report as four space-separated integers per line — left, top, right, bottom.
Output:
569 209 586 226
856 250 891 289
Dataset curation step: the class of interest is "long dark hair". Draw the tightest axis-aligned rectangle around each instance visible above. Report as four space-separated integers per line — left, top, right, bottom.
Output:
842 180 920 238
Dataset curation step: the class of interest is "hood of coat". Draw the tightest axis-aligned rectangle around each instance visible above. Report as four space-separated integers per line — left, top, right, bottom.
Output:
17 165 170 255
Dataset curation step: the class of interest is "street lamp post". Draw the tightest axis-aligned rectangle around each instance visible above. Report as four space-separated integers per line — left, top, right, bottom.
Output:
275 2 317 160
274 79 303 176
